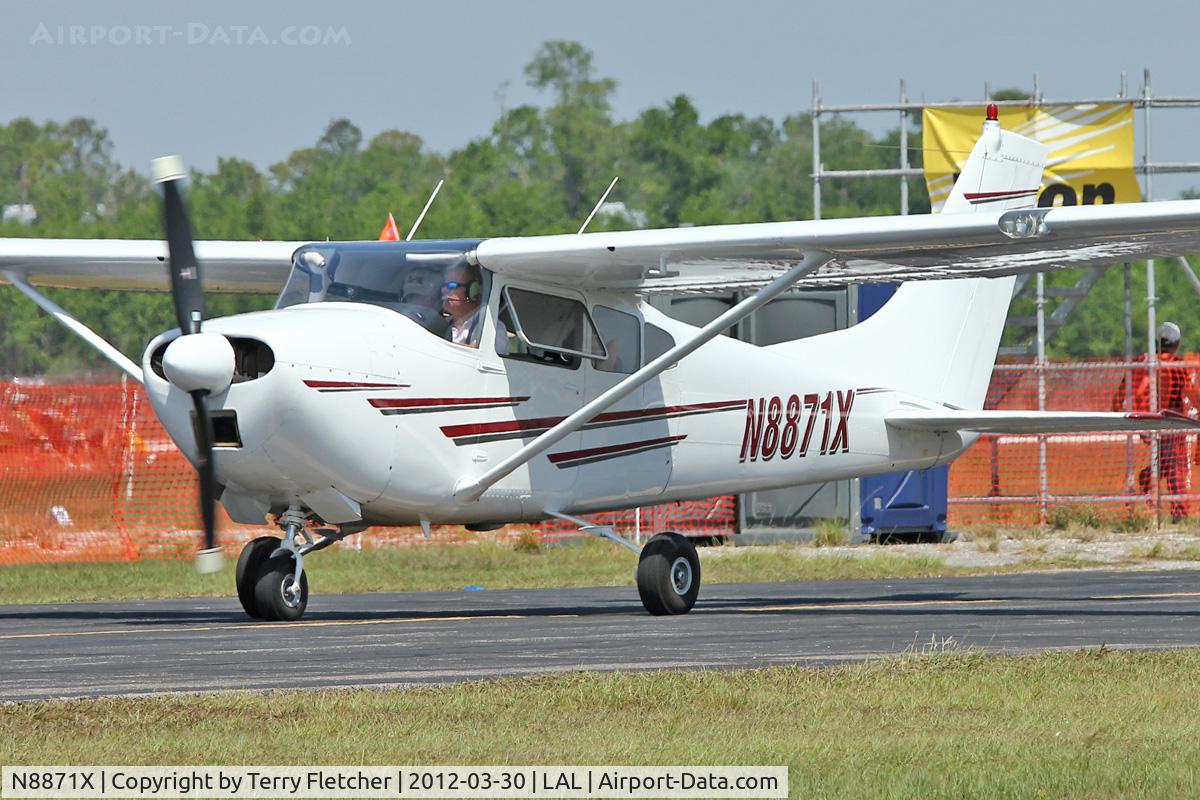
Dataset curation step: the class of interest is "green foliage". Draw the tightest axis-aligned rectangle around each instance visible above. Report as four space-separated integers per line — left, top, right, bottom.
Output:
812 517 849 546
1114 509 1153 533
0 46 1133 377
1048 505 1103 531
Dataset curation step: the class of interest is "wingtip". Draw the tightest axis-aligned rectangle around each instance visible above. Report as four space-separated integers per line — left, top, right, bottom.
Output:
151 155 187 184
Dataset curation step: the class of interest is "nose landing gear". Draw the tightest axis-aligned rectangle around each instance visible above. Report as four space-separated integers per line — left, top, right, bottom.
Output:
253 552 309 622
235 504 350 621
235 535 280 619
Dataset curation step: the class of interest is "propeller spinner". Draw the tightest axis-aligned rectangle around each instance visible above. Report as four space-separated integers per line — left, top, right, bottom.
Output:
152 155 226 574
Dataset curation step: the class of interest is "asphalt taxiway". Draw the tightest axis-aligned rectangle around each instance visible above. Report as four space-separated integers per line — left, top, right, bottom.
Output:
2 568 1198 701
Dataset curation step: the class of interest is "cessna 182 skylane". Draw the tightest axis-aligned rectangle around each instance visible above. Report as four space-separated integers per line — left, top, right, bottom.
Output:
4 107 1200 622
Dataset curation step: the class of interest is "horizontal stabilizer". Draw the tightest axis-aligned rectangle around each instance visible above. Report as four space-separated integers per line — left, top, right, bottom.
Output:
885 409 1200 434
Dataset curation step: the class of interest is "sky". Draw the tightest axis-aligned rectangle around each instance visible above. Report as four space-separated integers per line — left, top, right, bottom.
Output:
4 0 1200 198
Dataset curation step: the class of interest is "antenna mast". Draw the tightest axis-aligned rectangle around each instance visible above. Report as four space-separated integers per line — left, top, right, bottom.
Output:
406 179 445 241
577 176 619 234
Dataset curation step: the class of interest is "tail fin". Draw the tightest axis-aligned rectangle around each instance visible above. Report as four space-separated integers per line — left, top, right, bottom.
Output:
939 107 1046 215
773 110 1047 410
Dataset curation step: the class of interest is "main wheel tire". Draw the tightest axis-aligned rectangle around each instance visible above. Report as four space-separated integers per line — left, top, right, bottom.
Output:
636 532 701 615
236 536 280 619
253 554 309 622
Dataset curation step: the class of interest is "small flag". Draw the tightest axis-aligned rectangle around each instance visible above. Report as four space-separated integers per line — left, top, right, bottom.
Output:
378 212 400 241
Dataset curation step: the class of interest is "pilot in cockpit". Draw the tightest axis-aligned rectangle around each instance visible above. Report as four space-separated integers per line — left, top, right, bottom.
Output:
441 262 485 348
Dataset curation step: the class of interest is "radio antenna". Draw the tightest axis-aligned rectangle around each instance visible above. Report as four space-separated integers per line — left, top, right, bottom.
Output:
406 179 445 241
577 176 619 234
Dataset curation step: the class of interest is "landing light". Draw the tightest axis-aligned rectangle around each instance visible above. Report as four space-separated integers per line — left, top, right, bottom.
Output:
998 208 1052 239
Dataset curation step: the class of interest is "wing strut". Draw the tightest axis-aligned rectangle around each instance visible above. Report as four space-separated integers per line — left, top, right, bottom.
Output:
452 250 834 502
3 270 143 382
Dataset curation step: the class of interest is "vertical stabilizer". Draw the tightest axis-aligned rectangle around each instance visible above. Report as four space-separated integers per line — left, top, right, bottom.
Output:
774 106 1048 411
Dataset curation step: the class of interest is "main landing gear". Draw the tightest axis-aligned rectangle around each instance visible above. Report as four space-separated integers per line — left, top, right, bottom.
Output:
236 504 349 622
636 532 701 615
548 512 702 615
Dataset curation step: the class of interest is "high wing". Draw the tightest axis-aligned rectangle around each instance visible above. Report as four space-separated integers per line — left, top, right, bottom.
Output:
0 239 303 292
885 409 1200 434
4 200 1200 295
473 200 1200 294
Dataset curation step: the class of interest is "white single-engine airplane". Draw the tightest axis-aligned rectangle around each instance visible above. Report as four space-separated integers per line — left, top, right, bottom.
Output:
4 107 1200 621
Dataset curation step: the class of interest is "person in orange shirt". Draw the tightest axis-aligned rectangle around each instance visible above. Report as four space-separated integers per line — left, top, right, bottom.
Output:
1112 322 1200 520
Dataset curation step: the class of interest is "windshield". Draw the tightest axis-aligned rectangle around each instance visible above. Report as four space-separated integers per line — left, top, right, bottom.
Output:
276 240 483 333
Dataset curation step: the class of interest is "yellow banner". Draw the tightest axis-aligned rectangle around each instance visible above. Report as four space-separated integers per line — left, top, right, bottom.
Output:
922 103 1141 211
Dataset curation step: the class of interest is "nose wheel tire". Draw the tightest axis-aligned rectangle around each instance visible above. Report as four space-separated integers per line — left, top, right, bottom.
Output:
235 536 281 619
636 532 701 615
253 553 309 622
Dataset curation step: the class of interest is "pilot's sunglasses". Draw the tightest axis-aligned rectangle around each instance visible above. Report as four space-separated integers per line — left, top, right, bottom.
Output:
443 281 467 290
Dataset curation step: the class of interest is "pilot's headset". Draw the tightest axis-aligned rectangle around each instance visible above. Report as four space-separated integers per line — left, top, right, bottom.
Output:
451 265 483 303
466 276 483 303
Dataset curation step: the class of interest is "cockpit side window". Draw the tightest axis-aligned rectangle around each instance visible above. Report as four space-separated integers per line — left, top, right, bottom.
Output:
644 323 677 368
497 287 605 370
592 306 640 374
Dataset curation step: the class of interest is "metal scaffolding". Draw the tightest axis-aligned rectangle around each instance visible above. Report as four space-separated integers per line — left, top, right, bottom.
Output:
812 71 1200 221
812 71 1200 524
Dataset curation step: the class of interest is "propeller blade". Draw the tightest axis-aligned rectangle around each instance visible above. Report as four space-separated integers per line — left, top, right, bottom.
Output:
153 156 204 335
192 390 222 573
153 155 222 572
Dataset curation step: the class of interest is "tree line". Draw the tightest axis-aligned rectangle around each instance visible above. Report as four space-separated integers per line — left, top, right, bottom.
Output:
0 42 1192 376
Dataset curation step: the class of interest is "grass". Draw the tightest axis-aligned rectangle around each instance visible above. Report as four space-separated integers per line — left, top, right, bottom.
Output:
1133 540 1168 560
811 517 849 547
4 526 1198 606
0 539 966 605
3 648 1200 798
1047 505 1156 536
1048 504 1103 531
1124 540 1200 563
967 527 1002 553
1115 511 1154 533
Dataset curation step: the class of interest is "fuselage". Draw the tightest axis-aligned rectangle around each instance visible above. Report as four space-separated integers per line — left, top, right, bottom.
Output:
142 269 970 529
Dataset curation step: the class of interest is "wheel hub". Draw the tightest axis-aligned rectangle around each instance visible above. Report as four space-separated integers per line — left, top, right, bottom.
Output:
280 577 302 608
670 556 693 595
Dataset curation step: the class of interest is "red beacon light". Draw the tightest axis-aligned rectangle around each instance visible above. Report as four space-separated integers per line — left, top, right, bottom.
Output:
986 103 999 121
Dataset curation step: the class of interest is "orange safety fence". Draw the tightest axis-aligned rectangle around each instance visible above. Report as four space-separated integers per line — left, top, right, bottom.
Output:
0 379 736 565
1 359 1195 565
950 357 1200 528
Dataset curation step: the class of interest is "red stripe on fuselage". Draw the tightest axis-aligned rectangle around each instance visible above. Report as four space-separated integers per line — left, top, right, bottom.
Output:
370 396 529 409
548 435 687 465
439 400 745 439
303 380 410 390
